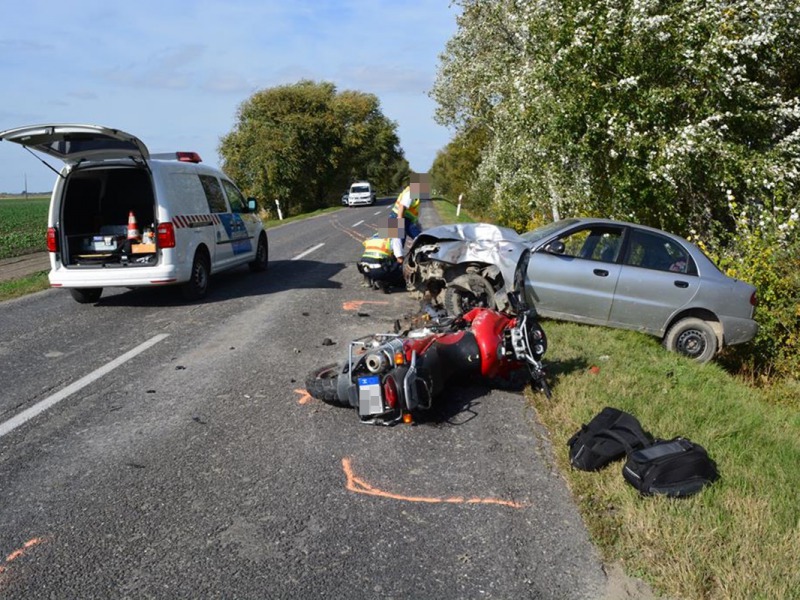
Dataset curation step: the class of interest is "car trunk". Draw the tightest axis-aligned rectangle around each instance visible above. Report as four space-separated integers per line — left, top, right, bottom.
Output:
59 166 158 268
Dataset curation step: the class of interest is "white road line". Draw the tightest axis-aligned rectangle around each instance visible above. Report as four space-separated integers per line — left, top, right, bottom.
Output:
352 220 364 227
292 242 325 260
374 210 382 215
0 334 170 438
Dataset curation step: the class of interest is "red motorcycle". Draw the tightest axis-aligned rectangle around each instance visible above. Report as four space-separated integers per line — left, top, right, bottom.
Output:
305 293 550 425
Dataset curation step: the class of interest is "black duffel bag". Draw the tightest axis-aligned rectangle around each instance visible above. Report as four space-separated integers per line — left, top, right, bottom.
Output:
622 437 719 497
567 407 653 471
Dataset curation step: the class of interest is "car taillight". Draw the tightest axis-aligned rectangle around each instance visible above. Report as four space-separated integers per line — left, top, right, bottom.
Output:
383 376 398 409
157 222 176 248
46 227 58 252
750 291 757 307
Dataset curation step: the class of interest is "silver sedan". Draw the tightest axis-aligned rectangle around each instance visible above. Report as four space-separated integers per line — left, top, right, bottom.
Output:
404 218 758 362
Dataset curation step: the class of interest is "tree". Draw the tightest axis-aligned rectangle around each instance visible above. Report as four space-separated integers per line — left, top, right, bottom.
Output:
430 123 490 212
219 81 407 215
433 0 800 235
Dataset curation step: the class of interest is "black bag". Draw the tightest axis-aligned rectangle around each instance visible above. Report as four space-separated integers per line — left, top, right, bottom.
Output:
567 407 653 471
622 437 719 497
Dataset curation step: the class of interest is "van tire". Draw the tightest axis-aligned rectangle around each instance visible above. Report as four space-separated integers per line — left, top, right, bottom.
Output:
249 233 269 272
182 250 210 301
69 287 103 304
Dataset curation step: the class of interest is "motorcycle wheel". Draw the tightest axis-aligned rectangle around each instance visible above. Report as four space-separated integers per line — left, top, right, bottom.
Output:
305 364 349 407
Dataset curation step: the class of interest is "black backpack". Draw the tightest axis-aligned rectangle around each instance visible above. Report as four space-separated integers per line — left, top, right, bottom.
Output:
567 407 653 471
622 437 719 498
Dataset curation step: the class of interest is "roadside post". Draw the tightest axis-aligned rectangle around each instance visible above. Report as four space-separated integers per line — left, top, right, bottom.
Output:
275 198 283 220
456 193 463 217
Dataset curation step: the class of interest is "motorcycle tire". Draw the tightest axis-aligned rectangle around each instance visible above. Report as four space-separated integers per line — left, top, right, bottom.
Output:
305 364 349 407
444 274 496 316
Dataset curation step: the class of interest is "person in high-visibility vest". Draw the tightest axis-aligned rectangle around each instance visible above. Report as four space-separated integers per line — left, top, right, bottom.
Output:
390 185 423 239
357 217 406 292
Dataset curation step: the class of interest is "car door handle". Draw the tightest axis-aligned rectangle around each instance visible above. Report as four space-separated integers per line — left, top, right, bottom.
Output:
593 269 609 277
674 280 689 288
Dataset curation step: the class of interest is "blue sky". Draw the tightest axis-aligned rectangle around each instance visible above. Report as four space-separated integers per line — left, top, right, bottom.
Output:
0 1 460 193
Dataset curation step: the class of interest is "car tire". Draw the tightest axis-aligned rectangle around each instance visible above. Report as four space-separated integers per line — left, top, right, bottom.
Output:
69 287 103 304
181 250 210 301
249 233 269 272
444 274 496 316
305 364 348 406
663 317 718 363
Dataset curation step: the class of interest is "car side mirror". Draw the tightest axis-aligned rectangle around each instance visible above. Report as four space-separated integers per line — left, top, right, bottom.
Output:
247 197 258 212
545 240 565 255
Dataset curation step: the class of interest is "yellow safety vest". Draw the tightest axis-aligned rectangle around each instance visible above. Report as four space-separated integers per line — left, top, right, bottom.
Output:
391 186 420 223
362 236 393 260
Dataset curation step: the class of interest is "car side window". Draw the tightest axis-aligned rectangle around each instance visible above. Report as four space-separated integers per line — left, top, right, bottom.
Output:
222 179 246 214
625 230 693 273
558 227 623 262
199 174 228 213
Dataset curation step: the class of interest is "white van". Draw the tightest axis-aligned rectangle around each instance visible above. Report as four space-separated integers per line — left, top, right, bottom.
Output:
0 124 268 303
347 181 376 207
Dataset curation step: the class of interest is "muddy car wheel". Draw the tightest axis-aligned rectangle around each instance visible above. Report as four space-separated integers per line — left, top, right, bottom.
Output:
181 250 210 301
444 274 496 316
69 287 103 304
663 317 718 363
305 364 348 406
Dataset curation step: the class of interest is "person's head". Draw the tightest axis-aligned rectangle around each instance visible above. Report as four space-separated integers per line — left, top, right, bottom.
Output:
379 217 405 238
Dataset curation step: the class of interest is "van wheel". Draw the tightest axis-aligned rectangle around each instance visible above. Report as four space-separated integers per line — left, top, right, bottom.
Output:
249 233 269 272
182 251 210 301
69 288 103 304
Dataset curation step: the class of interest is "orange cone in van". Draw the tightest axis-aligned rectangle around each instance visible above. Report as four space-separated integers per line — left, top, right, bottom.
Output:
127 211 140 240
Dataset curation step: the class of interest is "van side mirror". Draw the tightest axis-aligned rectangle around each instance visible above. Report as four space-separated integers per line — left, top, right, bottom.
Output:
545 240 565 255
247 198 258 212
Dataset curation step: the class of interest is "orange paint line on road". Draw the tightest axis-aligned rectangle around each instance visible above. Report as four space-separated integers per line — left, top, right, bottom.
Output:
341 457 526 509
0 537 45 575
331 219 367 243
294 389 313 405
342 300 389 311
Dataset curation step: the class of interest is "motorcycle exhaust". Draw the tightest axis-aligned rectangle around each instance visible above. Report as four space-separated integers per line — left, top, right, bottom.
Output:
365 351 389 373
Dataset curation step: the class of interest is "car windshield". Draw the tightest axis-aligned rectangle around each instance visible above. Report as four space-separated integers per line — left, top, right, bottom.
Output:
520 218 581 243
351 186 369 193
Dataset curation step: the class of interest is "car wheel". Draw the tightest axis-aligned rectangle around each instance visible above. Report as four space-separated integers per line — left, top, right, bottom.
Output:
663 317 718 363
181 250 210 301
249 233 269 272
305 364 348 406
69 287 103 304
444 274 496 316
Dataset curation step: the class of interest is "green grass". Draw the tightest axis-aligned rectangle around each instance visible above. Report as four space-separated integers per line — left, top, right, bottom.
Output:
430 197 477 223
263 205 342 229
0 195 49 259
533 321 800 600
0 271 50 302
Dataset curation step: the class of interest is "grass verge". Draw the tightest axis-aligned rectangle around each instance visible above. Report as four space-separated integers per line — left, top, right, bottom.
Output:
430 197 476 223
263 206 342 229
532 321 800 600
0 271 50 302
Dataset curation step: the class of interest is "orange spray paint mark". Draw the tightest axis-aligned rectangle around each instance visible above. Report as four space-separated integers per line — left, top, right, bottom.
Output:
342 300 389 311
1 537 45 576
294 389 313 405
341 457 525 509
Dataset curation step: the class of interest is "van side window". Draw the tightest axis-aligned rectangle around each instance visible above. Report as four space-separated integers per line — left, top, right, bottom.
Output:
199 174 227 213
222 179 246 213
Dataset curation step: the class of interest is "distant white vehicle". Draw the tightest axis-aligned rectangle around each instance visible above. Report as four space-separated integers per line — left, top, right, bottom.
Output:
347 181 376 207
0 123 268 303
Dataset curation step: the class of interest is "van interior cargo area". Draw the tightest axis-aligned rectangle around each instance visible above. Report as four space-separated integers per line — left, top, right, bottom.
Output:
61 167 157 267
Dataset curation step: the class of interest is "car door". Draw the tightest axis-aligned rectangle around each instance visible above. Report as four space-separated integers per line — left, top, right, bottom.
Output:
198 173 235 268
607 228 700 335
220 179 257 263
525 224 624 325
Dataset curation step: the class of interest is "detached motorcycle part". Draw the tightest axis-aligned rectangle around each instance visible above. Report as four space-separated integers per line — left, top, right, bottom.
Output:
445 273 496 316
305 363 349 407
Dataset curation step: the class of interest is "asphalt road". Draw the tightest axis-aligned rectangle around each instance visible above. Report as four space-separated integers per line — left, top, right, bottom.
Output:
0 199 611 599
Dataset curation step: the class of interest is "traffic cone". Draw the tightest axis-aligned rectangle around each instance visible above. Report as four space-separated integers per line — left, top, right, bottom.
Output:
127 211 140 240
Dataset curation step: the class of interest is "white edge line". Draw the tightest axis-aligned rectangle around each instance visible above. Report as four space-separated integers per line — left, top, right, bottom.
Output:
373 210 382 215
292 242 325 261
0 333 170 438
352 220 364 227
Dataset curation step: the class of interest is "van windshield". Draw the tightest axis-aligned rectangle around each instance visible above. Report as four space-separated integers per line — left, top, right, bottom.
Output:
351 185 369 194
